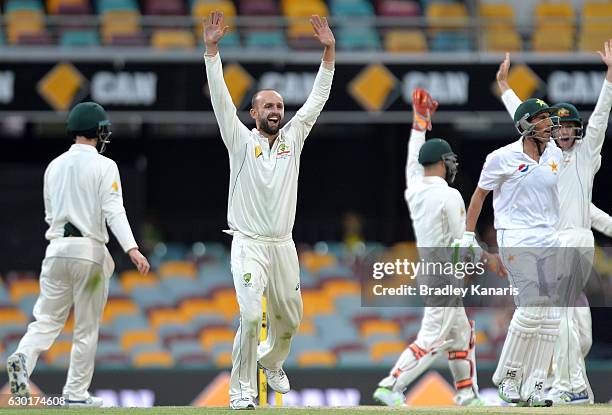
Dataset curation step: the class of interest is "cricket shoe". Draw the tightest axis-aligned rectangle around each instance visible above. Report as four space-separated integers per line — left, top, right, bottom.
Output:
373 387 404 406
455 390 485 406
498 377 520 404
230 397 256 410
553 389 590 405
260 365 290 394
518 388 553 407
67 396 104 407
6 353 30 398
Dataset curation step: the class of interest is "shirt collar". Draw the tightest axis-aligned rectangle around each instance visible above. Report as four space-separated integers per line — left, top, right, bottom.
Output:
70 144 98 153
422 176 448 186
510 137 524 152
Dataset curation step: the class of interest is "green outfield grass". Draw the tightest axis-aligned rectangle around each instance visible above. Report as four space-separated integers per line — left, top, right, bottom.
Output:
0 406 610 415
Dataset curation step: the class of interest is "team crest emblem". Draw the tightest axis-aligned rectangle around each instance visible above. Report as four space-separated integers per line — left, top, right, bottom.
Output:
243 273 252 287
277 142 291 158
557 108 570 117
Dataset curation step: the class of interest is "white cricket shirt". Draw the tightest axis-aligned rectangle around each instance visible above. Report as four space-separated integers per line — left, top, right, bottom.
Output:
501 80 612 231
205 52 334 241
478 138 564 230
404 129 466 247
44 144 138 262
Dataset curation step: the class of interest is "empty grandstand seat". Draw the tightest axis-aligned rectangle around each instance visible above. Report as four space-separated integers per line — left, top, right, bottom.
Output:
6 0 44 13
9 279 39 304
121 271 158 293
151 29 194 49
478 2 515 30
377 0 420 17
301 290 335 318
0 308 28 325
131 285 177 310
120 329 159 352
297 350 336 367
111 314 150 336
245 30 287 50
300 251 337 273
330 0 375 18
170 340 209 366
578 30 610 53
212 288 239 321
159 260 197 278
298 318 315 335
282 0 328 17
102 298 140 324
47 0 89 14
149 308 188 328
321 278 360 299
583 1 612 32
144 0 185 15
482 29 521 52
338 26 381 51
338 349 371 366
360 319 400 338
132 350 174 367
180 298 221 323
370 340 406 362
430 31 472 52
101 10 142 45
6 9 46 44
238 0 278 15
426 2 468 32
97 0 139 13
200 327 235 351
532 28 573 52
534 0 575 32
160 278 207 302
384 29 428 53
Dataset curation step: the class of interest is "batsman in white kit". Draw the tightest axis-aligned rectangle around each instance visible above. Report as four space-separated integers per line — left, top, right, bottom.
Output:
373 88 491 407
5 102 150 407
460 96 564 406
496 41 612 404
203 11 335 410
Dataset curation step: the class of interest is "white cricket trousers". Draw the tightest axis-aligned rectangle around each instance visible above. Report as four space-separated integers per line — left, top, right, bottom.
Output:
14 256 111 400
554 229 594 398
229 233 303 401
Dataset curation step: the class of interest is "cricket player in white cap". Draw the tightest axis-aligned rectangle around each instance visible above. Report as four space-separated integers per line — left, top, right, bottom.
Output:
203 11 335 410
373 88 504 407
458 96 564 406
6 101 150 407
495 41 612 404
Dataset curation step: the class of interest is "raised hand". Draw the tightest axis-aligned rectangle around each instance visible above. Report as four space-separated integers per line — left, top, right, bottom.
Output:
496 52 511 93
310 15 335 47
203 11 229 49
412 88 438 131
597 39 612 82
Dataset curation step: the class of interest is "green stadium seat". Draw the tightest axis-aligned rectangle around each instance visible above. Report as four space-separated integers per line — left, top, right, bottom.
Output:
5 0 44 13
337 26 381 51
330 0 375 17
59 29 100 47
97 0 139 13
245 30 287 50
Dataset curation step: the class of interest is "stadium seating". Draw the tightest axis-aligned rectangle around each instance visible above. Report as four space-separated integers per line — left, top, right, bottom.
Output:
384 30 428 53
579 1 612 52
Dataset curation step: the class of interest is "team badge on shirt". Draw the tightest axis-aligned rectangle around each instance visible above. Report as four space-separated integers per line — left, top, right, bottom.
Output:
277 142 291 159
550 161 558 173
243 273 253 288
111 181 119 192
255 145 262 159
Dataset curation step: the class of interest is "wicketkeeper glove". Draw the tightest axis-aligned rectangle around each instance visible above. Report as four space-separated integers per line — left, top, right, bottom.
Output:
412 88 439 132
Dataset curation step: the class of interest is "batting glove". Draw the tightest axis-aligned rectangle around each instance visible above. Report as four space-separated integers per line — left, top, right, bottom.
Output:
451 231 482 265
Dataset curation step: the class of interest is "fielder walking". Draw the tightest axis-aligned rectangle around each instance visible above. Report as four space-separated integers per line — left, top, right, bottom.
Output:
496 42 612 404
6 102 150 407
203 11 335 410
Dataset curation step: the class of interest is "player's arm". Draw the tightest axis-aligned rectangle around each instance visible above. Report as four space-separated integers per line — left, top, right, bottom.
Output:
285 15 335 152
100 162 150 274
203 11 249 153
43 166 53 226
590 203 612 237
496 52 523 120
584 39 612 165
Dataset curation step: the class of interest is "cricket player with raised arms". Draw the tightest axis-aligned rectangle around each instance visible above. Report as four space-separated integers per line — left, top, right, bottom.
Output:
6 102 150 407
203 11 335 410
495 42 612 404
